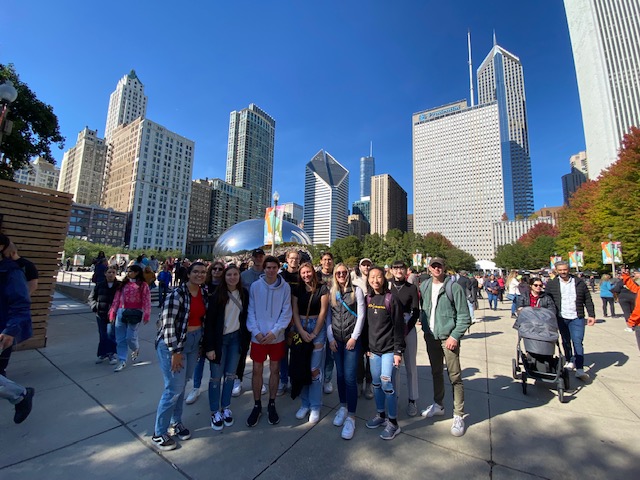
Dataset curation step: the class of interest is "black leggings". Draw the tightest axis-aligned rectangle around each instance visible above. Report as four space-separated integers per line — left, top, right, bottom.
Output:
601 297 615 316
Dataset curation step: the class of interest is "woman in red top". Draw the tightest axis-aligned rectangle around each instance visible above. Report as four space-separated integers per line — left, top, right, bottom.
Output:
109 265 151 372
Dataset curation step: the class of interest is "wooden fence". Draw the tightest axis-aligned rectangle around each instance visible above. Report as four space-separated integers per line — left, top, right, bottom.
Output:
0 179 72 349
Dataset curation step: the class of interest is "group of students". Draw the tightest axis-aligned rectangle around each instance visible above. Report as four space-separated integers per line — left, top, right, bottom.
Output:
147 248 472 452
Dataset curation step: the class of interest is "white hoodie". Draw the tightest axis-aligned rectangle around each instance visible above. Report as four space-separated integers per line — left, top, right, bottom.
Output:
246 273 292 343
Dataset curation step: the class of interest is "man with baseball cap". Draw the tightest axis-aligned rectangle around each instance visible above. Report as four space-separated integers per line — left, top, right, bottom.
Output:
419 257 471 437
351 257 374 398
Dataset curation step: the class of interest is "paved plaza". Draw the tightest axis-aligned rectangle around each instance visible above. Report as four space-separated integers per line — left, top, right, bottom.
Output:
1 290 639 479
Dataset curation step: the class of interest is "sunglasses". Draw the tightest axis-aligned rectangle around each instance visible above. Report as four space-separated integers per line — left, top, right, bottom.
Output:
335 271 348 276
532 283 543 287
430 264 443 269
212 267 223 271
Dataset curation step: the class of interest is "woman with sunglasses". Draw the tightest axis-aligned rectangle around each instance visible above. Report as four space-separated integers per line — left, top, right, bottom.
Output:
292 262 329 424
186 260 225 404
203 265 249 430
516 278 556 312
109 264 151 372
327 263 366 439
152 261 208 451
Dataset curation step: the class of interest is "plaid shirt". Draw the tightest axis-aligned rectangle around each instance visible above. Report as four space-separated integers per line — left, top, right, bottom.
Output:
155 283 208 353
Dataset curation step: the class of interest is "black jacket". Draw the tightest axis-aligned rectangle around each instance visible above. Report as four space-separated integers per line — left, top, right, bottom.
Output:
202 288 250 364
365 293 405 356
545 275 595 319
88 280 121 320
515 292 556 312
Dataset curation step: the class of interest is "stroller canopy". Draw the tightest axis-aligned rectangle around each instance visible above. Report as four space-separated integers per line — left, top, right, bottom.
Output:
513 307 559 343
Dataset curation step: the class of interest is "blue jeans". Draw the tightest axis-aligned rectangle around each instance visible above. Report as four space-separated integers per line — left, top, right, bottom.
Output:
557 317 586 369
193 356 208 389
158 283 170 307
154 329 202 436
114 309 141 362
297 317 326 411
208 330 242 412
487 292 498 310
333 339 360 414
96 315 116 358
511 295 519 315
369 352 398 419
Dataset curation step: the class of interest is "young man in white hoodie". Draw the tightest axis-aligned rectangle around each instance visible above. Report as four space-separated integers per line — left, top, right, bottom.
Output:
245 255 292 427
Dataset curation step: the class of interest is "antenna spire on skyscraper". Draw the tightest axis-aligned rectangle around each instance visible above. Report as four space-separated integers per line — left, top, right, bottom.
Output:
493 30 497 47
370 141 373 157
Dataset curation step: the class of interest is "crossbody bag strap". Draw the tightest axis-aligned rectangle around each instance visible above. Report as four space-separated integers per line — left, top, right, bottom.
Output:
337 291 357 317
228 291 243 311
303 289 314 329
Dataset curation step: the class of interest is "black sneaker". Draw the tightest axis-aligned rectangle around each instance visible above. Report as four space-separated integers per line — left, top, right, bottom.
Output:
267 403 280 425
14 387 35 424
152 433 177 451
246 405 262 427
170 422 191 440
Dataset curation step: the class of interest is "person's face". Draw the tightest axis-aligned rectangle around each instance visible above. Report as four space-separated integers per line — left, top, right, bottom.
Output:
211 263 224 279
359 262 371 276
429 263 445 280
321 255 333 272
127 269 137 279
490 275 495 281
556 265 570 279
287 253 300 271
264 261 279 281
335 266 349 286
253 254 265 268
188 265 207 285
225 268 240 288
368 269 385 293
300 265 315 284
105 269 117 282
392 265 406 281
530 280 544 295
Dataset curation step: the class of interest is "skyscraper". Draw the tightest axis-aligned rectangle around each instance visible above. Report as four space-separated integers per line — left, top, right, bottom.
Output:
13 157 60 190
477 43 534 217
104 70 147 141
569 150 589 178
225 103 276 219
360 154 375 199
564 0 640 179
102 118 194 251
370 174 407 235
58 127 107 205
303 150 349 246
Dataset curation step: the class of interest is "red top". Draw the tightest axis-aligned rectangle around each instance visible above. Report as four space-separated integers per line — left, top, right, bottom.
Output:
188 289 206 327
529 294 540 308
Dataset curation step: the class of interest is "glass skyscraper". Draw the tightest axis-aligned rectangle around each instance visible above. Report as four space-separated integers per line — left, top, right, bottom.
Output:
359 155 375 199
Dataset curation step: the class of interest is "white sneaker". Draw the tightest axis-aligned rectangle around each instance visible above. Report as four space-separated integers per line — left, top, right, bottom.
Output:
333 406 347 426
472 318 482 324
341 417 355 440
575 369 590 381
296 406 310 420
185 388 200 405
309 409 321 424
564 361 575 370
113 361 126 372
261 383 267 395
323 381 333 394
421 403 445 417
451 415 465 437
231 379 242 397
624 327 633 333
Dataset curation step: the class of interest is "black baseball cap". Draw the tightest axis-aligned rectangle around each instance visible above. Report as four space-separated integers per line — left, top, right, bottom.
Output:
251 248 265 257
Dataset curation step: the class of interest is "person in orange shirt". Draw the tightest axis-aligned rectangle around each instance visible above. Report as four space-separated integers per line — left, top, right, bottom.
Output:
620 268 640 352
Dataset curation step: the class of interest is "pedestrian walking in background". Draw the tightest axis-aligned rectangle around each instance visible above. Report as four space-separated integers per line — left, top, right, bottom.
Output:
599 274 616 317
88 267 120 365
485 274 499 311
157 263 173 308
613 270 639 333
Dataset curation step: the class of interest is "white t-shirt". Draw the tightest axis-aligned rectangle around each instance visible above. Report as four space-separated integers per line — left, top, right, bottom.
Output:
559 277 578 319
223 290 241 335
430 282 443 333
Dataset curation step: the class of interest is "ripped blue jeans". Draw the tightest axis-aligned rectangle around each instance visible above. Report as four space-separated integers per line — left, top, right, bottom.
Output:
297 316 326 411
369 352 398 419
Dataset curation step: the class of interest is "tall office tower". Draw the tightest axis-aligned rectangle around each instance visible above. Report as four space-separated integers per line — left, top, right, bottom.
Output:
407 214 414 233
13 157 60 190
348 214 369 240
360 154 375 199
102 118 195 251
58 128 107 205
225 104 276 219
188 179 214 243
352 198 371 225
413 100 506 261
565 0 640 179
569 151 589 178
477 43 534 217
104 70 148 141
370 174 408 235
303 150 349 246
562 167 588 205
208 178 252 238
280 202 304 226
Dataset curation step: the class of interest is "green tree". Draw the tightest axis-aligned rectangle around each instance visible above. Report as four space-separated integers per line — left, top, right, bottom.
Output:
0 64 65 180
362 233 385 265
494 243 529 270
330 236 362 263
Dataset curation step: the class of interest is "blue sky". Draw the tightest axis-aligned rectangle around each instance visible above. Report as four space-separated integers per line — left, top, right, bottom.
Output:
3 1 583 213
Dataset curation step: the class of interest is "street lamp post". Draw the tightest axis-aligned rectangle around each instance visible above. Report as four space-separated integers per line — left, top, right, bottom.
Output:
271 191 280 256
0 80 19 161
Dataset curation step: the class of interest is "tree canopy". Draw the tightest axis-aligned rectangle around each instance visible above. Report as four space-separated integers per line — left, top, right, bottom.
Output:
0 64 65 180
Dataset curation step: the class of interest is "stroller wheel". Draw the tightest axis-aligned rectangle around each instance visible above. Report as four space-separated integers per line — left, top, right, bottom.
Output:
512 358 520 379
558 378 566 403
562 368 571 391
521 372 528 395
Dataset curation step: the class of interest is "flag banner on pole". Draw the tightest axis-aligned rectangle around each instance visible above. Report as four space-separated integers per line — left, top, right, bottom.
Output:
412 253 422 267
264 206 284 246
550 256 562 269
569 251 584 268
601 242 623 265
423 256 432 268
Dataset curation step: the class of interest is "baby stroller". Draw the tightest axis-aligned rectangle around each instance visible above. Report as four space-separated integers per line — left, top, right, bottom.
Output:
512 306 570 403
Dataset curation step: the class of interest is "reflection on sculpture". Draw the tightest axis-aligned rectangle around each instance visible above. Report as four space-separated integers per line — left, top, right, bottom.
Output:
212 219 311 257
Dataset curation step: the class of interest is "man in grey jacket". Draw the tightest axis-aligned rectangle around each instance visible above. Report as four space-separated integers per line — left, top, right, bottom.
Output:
419 257 471 437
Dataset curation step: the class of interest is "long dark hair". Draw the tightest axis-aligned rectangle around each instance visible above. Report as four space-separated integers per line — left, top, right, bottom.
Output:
120 264 144 288
367 266 389 296
215 265 246 307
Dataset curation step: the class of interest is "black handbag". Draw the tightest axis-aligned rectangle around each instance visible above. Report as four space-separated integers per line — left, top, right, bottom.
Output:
121 308 143 324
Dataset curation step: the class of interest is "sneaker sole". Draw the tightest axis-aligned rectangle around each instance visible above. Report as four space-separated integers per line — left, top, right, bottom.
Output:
380 427 401 440
268 414 280 425
366 421 386 429
224 420 234 427
421 409 445 418
211 424 224 431
246 412 262 427
152 439 177 451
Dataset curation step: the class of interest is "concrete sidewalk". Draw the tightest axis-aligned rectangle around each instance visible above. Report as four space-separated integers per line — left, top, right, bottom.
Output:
1 292 639 479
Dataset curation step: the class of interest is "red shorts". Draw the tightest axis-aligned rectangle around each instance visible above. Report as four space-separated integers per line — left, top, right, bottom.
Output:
250 341 286 363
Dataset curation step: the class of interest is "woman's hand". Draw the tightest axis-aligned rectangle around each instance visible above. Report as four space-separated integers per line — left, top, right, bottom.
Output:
393 354 402 367
206 350 216 361
329 340 337 352
346 338 357 351
301 330 313 343
171 352 184 372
